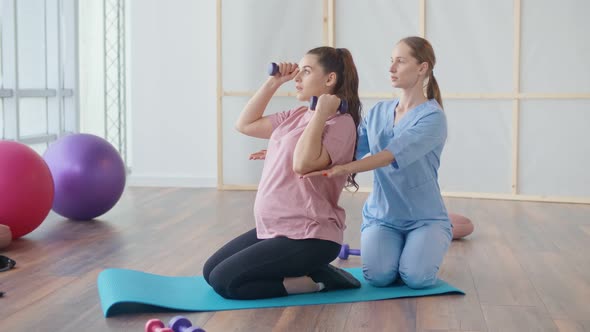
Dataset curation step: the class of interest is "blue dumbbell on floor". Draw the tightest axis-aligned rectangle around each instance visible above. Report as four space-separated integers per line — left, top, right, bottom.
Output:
338 244 360 260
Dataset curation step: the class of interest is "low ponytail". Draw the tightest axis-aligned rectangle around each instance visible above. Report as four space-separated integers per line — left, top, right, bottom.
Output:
427 72 443 109
335 48 361 192
335 48 361 133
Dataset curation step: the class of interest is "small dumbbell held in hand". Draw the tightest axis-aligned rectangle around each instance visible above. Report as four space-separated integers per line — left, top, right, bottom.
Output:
145 319 173 332
267 62 298 77
169 316 205 332
267 62 280 76
309 95 348 114
338 244 361 260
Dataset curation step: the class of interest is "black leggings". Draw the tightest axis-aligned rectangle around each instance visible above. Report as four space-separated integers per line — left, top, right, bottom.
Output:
203 228 341 299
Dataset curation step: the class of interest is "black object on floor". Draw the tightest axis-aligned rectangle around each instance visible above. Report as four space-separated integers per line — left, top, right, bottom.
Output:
0 255 16 272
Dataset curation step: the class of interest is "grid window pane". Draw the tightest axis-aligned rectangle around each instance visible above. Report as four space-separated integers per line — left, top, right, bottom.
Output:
18 98 47 137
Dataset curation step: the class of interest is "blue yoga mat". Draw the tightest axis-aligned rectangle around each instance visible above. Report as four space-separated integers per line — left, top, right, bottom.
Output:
97 267 464 317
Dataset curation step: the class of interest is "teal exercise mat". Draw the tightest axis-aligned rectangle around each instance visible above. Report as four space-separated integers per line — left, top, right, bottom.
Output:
97 267 464 317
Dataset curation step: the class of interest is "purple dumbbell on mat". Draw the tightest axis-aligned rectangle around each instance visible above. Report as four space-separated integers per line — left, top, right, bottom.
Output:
145 319 173 332
169 316 205 332
339 244 360 260
309 96 348 114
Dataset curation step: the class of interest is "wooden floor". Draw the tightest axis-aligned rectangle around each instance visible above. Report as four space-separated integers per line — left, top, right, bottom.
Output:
1 187 590 331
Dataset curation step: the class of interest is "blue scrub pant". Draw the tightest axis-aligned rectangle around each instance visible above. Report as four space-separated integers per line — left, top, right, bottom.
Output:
361 220 452 288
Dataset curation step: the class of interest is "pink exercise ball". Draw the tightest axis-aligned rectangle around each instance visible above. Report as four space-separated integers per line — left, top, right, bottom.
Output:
0 141 55 239
0 224 12 249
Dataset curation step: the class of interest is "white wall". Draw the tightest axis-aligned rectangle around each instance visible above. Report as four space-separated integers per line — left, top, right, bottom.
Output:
216 0 590 202
78 0 104 137
126 0 217 187
77 0 589 201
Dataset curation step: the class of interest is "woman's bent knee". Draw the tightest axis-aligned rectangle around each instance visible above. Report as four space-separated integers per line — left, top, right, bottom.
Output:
208 267 236 299
400 269 437 289
363 268 397 287
202 257 216 284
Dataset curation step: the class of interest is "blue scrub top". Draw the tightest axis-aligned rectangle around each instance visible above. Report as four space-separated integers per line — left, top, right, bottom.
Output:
357 99 449 230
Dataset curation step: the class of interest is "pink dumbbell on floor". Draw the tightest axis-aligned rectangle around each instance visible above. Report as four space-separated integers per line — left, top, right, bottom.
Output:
338 244 360 260
145 319 173 332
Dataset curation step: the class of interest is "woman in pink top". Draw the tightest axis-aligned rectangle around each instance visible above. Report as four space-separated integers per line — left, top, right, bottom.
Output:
203 47 362 299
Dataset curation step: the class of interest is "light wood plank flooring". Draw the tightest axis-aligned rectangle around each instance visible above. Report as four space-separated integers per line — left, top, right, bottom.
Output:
1 187 589 331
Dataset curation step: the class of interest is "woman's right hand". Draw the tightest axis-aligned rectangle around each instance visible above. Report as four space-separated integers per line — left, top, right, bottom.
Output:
314 94 342 119
270 62 300 85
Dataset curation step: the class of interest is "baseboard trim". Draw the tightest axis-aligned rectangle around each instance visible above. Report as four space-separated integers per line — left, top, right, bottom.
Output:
127 175 216 188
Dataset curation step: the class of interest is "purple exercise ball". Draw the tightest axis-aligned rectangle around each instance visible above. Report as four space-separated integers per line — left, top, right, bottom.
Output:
43 134 126 220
